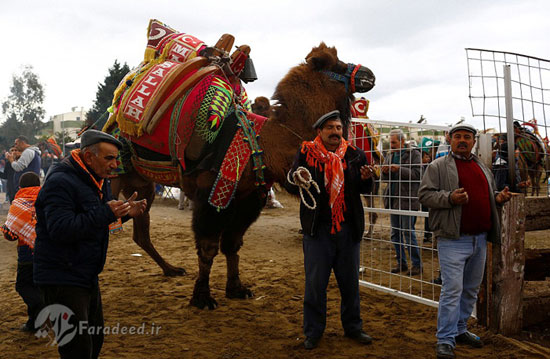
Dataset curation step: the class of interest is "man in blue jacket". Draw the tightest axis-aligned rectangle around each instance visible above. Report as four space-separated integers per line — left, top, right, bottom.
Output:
33 130 147 359
285 110 375 350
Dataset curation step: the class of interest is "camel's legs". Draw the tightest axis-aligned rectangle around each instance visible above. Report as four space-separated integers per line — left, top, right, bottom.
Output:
191 235 221 309
116 176 186 276
190 189 264 309
220 191 263 299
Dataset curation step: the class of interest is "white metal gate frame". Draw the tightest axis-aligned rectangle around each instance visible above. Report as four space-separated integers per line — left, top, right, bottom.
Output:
352 118 452 308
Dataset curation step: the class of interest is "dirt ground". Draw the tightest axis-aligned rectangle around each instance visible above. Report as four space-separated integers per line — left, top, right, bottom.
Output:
1 191 550 358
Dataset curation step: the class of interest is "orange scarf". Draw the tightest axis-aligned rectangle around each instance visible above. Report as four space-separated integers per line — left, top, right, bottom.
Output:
1 186 40 249
301 136 350 233
71 149 104 199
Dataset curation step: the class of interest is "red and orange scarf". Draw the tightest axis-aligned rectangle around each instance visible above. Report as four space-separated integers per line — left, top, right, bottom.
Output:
71 149 105 199
301 136 350 234
1 186 40 249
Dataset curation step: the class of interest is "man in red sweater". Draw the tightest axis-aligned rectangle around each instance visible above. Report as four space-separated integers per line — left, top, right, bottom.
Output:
419 123 511 359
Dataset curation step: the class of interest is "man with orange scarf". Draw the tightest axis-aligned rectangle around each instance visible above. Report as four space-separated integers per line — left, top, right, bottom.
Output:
2 172 45 332
285 110 375 350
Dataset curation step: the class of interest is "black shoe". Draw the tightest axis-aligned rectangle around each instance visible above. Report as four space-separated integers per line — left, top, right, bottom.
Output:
436 343 455 359
391 264 408 274
456 331 483 348
423 236 432 243
304 336 321 350
345 330 373 345
409 266 422 276
433 275 442 285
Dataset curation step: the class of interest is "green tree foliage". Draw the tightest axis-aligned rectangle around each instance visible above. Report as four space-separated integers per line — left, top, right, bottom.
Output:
54 130 75 148
86 60 130 129
0 65 46 148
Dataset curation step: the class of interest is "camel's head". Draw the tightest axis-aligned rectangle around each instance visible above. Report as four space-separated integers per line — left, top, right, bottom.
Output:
305 43 375 94
251 96 272 118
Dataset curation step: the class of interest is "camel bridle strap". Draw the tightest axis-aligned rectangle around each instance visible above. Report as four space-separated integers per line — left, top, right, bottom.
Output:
321 63 361 92
279 123 304 141
286 167 320 210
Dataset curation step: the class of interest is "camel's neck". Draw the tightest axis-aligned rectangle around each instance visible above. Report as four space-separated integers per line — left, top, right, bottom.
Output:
258 116 312 185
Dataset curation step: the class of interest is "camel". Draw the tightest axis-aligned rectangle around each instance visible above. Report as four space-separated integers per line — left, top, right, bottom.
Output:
111 42 375 309
493 122 549 195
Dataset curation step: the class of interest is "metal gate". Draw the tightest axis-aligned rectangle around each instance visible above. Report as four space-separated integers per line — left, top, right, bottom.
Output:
350 118 451 307
466 48 550 196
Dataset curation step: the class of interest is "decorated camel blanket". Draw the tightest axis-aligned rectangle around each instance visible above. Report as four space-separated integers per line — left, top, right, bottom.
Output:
103 19 265 209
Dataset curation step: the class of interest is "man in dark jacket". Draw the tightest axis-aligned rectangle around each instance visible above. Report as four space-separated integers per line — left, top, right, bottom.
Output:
1 147 20 203
33 130 147 359
381 129 422 275
285 110 375 350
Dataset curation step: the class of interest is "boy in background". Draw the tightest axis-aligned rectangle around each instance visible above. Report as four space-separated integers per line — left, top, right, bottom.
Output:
1 172 45 332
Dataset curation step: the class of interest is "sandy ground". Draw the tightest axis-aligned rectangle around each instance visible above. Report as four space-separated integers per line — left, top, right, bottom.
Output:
1 191 550 358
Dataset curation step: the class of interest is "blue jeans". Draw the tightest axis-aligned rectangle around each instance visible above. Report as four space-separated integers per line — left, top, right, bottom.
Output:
302 223 362 338
436 233 487 347
390 214 421 268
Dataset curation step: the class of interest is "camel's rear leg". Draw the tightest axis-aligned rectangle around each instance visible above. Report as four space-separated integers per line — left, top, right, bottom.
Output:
115 176 186 276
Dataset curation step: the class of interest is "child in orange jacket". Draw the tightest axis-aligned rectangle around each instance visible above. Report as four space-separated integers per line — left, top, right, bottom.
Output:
1 172 45 332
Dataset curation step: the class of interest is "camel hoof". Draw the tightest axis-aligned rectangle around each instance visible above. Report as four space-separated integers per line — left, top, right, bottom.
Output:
163 267 187 277
226 286 254 299
190 294 218 310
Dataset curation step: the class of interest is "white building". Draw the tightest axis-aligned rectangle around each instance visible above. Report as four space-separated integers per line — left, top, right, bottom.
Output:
49 106 87 137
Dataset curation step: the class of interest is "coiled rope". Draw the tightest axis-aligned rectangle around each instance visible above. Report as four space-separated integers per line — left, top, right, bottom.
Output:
286 167 320 210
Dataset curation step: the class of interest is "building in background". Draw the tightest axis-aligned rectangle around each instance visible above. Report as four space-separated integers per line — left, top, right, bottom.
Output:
49 106 87 138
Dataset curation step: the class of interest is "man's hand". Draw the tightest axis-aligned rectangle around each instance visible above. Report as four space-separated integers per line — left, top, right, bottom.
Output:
450 188 469 205
5 152 13 162
107 199 131 218
126 191 147 217
360 165 374 180
389 164 400 173
293 168 311 186
496 186 512 204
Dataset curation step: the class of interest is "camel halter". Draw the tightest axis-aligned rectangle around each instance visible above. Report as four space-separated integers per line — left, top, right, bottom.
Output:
286 167 320 210
322 63 362 93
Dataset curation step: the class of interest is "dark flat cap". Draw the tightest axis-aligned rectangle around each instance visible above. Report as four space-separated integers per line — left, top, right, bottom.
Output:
449 123 477 136
313 110 341 129
81 129 122 149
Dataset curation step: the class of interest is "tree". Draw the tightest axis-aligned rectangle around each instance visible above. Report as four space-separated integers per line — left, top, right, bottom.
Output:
54 130 74 149
86 60 130 129
1 65 46 144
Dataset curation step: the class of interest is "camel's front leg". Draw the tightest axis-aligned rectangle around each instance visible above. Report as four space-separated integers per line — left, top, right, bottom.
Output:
221 232 253 299
190 238 220 309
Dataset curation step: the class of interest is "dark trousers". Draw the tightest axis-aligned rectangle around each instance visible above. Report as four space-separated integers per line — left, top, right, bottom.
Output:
41 284 104 359
15 262 45 329
303 223 363 338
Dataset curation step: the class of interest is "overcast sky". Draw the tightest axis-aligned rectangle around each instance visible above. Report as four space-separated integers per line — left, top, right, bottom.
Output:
1 0 549 130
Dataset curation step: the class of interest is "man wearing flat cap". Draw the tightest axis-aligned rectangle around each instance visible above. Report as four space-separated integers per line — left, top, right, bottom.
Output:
33 129 147 359
419 123 511 359
285 110 375 350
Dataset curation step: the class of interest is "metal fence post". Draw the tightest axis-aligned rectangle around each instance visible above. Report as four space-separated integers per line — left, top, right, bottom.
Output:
503 65 516 190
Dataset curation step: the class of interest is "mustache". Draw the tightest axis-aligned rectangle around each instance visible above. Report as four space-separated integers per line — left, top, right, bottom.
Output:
329 134 341 139
457 142 468 147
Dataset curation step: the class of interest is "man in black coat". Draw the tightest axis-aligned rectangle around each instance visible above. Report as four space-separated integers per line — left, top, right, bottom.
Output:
33 130 147 359
0 147 21 203
285 110 375 350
